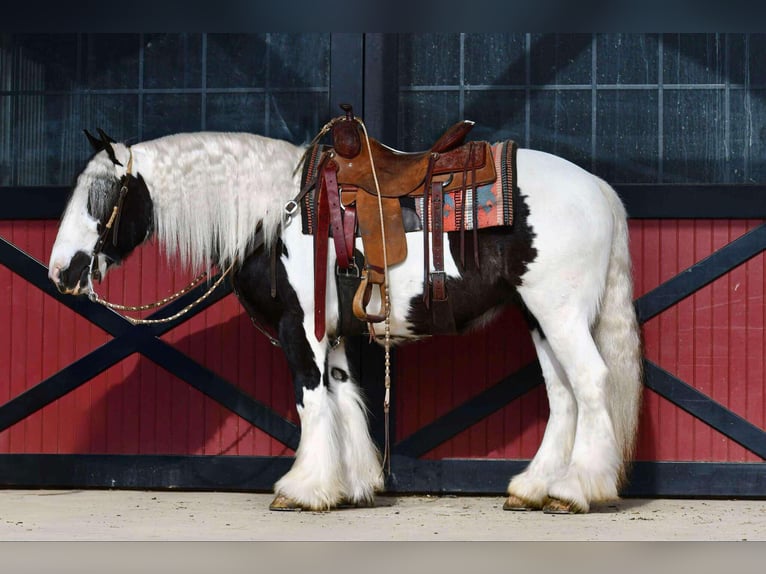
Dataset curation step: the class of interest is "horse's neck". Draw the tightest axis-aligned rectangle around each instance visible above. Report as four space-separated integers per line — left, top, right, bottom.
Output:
132 133 304 271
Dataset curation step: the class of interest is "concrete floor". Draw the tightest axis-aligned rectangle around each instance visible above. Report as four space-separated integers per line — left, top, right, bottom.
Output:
0 489 764 541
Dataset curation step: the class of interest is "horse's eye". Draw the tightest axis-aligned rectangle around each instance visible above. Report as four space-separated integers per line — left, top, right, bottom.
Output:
330 368 348 382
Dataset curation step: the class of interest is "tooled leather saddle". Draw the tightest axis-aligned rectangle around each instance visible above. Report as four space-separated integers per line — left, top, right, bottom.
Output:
307 104 498 341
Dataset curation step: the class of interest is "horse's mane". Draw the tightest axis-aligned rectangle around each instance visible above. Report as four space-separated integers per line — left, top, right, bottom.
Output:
131 132 304 272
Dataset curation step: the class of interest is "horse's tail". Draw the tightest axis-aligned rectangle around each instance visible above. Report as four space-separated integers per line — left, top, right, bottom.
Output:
593 177 643 486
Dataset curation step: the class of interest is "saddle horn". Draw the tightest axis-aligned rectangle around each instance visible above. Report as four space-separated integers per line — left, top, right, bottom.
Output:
332 104 361 159
339 103 354 120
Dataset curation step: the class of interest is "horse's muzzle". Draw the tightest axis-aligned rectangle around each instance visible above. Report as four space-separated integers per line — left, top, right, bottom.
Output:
51 250 92 296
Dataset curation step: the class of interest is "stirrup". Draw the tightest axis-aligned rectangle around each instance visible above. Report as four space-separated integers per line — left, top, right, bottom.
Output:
352 271 387 324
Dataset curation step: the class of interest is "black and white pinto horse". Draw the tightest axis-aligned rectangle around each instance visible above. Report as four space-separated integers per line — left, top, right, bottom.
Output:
48 129 642 513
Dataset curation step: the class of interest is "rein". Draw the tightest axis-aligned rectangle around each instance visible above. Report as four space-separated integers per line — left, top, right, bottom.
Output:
87 264 233 326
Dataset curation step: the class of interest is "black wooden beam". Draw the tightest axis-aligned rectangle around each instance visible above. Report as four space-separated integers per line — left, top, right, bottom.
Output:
0 454 293 491
393 361 544 458
0 454 763 497
0 186 69 220
138 337 300 450
0 238 300 449
387 457 766 497
644 360 766 460
362 33 399 144
635 223 766 323
329 33 364 119
0 329 142 432
0 236 137 336
5 185 766 221
616 184 766 219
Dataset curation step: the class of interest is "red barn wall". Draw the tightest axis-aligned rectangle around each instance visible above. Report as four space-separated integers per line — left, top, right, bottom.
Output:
1 218 764 463
0 220 296 457
395 219 766 463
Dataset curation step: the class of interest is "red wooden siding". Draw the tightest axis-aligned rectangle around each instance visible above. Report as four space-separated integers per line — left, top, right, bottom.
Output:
0 220 296 456
395 219 766 463
632 219 765 463
1 218 765 463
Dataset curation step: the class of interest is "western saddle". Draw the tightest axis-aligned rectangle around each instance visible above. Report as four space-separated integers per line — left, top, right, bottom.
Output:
310 104 497 341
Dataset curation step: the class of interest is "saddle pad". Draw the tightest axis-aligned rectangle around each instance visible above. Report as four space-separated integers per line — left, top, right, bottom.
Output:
414 140 517 232
300 140 517 235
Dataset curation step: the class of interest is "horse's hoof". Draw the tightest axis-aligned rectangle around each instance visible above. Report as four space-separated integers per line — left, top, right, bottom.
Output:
542 497 584 514
269 494 306 512
503 495 539 511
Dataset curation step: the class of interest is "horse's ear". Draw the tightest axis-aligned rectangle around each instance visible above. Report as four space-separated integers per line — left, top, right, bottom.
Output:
96 128 117 144
84 129 104 152
91 128 123 167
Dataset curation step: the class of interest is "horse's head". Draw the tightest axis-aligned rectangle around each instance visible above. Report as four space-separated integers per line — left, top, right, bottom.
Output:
48 129 154 295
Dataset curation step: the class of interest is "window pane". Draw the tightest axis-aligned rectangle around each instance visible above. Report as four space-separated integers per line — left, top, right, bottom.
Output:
529 34 592 86
206 93 266 134
144 34 202 90
398 91 460 150
464 90 526 144
269 92 330 144
663 89 727 183
464 33 526 86
267 33 329 89
393 33 761 184
596 90 658 183
84 34 140 90
143 94 202 141
206 33 267 89
662 33 734 86
529 89 592 169
597 34 659 85
398 33 461 87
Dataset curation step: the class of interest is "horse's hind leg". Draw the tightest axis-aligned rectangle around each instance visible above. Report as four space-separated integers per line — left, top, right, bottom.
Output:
505 328 576 511
326 340 384 506
546 322 620 513
518 302 621 513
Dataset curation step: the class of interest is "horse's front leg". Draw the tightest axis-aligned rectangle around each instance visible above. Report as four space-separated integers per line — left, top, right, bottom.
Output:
326 339 384 507
270 320 346 511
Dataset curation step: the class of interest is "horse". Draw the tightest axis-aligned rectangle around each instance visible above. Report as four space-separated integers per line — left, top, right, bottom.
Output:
47 124 643 514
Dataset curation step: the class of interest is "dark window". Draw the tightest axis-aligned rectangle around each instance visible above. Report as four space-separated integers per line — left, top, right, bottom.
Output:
393 33 762 184
0 33 331 186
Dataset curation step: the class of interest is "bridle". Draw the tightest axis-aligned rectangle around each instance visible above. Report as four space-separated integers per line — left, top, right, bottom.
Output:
84 148 236 327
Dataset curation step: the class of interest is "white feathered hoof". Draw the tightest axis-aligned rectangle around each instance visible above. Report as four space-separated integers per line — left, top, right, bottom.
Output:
269 493 310 512
502 494 542 511
269 493 375 511
543 496 586 514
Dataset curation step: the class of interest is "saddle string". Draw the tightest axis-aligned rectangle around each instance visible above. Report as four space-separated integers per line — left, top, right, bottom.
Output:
356 118 393 476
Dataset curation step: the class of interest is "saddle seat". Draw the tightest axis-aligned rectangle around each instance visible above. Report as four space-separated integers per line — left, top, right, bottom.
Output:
332 119 493 198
